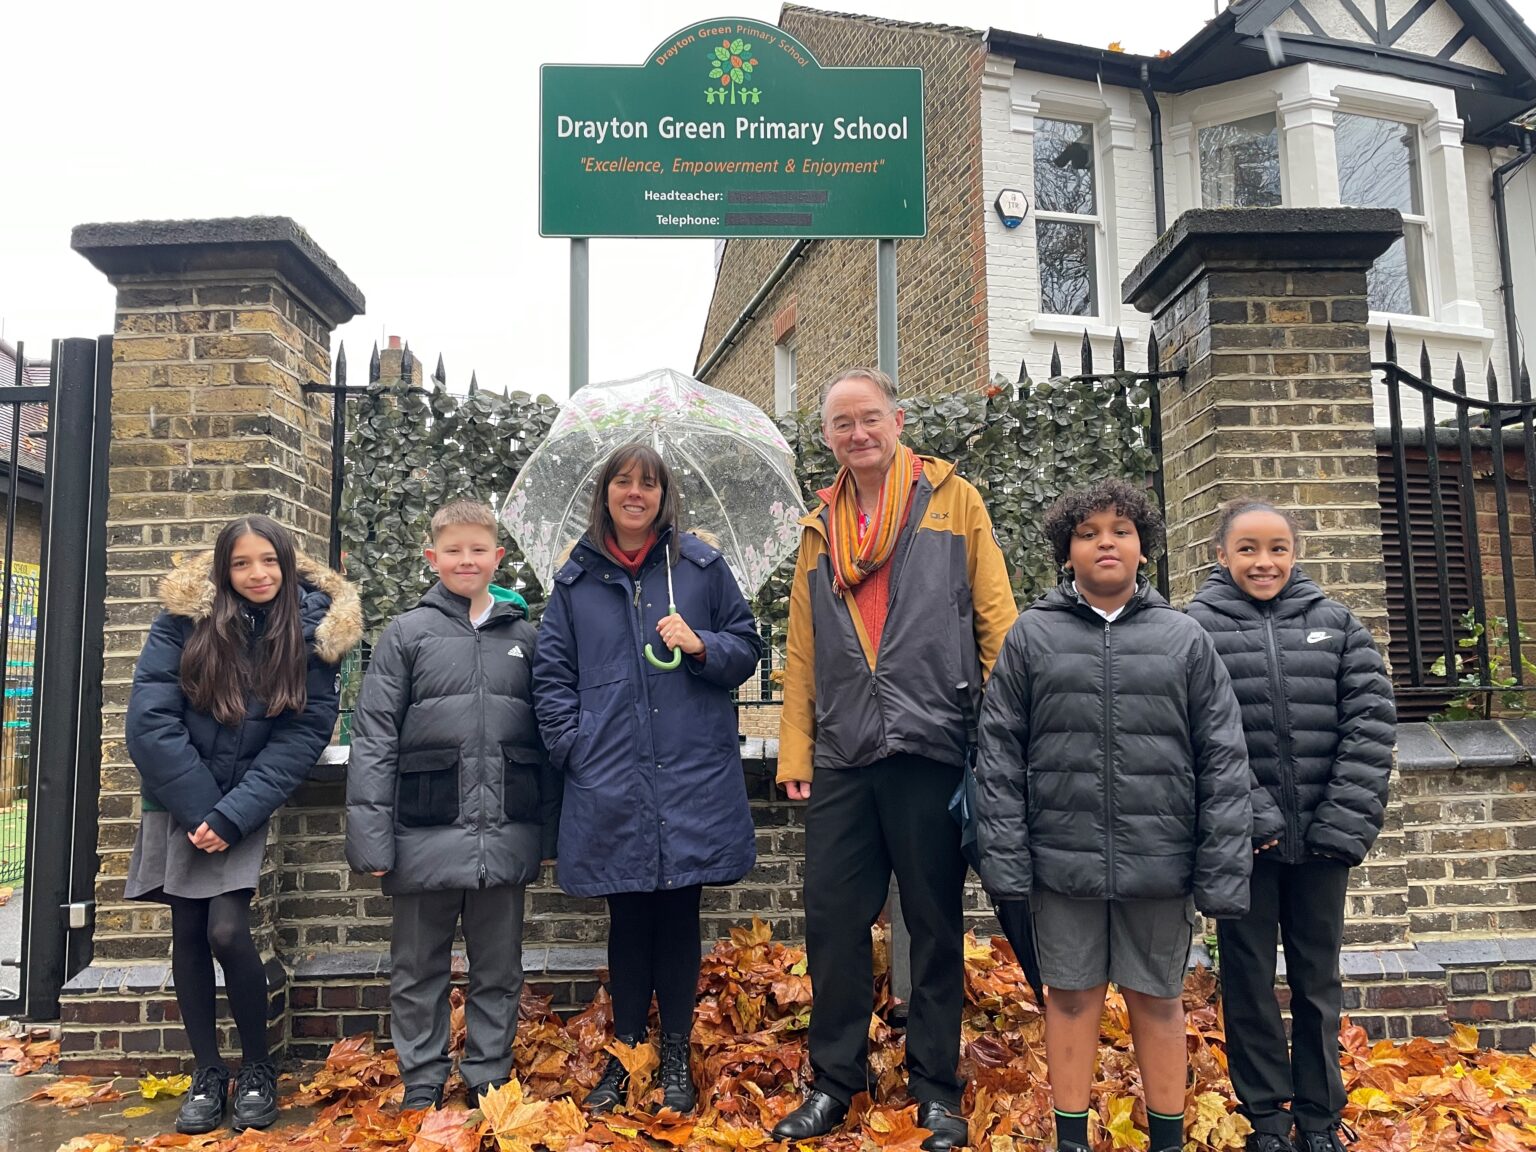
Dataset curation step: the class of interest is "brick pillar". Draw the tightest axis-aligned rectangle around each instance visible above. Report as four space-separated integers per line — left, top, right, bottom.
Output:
1123 207 1409 947
59 218 363 1073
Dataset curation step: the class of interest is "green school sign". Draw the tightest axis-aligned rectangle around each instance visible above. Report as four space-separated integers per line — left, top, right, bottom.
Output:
539 18 926 239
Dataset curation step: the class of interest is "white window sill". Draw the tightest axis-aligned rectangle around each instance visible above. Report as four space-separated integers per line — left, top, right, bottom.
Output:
1028 316 1143 342
1367 314 1495 344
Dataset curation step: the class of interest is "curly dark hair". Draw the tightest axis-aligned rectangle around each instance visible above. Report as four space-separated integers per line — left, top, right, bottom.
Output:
1043 478 1165 569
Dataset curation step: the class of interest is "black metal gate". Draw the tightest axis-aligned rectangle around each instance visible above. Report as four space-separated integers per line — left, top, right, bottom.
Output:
0 337 111 1019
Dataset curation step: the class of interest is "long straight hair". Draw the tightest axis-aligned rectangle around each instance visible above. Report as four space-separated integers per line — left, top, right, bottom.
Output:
587 443 681 564
181 516 308 727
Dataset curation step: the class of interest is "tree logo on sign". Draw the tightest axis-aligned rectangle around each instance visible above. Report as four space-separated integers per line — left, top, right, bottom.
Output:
705 37 760 105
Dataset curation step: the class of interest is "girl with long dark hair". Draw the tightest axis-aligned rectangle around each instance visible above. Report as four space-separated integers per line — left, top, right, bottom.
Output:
125 516 360 1134
533 444 761 1115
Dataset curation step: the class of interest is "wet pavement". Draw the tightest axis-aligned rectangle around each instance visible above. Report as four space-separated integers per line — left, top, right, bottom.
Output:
0 1073 321 1152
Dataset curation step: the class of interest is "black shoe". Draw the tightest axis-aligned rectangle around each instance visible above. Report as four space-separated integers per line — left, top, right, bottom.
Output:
772 1089 849 1140
401 1082 444 1111
584 1034 641 1113
917 1102 967 1152
174 1065 229 1135
230 1059 279 1132
1296 1121 1356 1152
658 1033 696 1114
470 1078 509 1106
1052 1143 1091 1152
1249 1134 1295 1152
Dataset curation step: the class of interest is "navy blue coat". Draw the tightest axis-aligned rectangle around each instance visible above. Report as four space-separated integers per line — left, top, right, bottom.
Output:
532 530 761 897
126 553 362 845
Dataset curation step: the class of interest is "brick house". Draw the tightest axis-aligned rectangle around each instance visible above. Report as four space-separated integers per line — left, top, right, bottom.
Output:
697 0 1536 419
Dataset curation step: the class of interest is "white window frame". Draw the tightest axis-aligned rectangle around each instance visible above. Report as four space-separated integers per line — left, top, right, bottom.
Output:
1332 106 1433 319
1187 90 1291 209
1327 85 1443 322
1195 112 1287 209
1032 111 1105 321
774 338 798 417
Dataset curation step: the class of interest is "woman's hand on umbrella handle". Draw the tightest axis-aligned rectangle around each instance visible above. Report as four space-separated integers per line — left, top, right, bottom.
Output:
656 613 704 656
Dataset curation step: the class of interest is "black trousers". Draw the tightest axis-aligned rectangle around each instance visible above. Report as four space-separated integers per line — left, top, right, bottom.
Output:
1217 856 1350 1136
803 754 967 1107
606 885 703 1038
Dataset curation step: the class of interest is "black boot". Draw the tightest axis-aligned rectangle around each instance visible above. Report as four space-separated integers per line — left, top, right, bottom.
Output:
470 1078 509 1107
230 1059 279 1132
1295 1121 1356 1152
174 1065 229 1135
584 1035 641 1113
1248 1134 1295 1152
658 1033 696 1114
401 1083 444 1111
772 1089 849 1140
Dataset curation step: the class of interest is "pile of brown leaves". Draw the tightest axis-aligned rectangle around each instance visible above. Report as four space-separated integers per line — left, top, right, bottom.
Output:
43 918 1536 1151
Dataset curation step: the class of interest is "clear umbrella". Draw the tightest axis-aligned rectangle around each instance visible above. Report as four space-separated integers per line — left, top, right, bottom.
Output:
501 367 806 630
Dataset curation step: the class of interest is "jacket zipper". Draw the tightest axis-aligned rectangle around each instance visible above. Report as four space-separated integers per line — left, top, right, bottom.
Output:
1103 618 1116 900
474 615 488 888
1263 612 1299 858
632 570 666 888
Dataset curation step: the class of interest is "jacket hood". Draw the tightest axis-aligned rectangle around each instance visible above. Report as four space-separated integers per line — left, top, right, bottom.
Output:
800 454 956 531
1033 575 1167 616
159 550 364 665
1192 566 1326 618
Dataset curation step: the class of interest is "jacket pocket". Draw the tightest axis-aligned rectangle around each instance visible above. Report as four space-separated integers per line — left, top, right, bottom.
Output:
502 744 544 823
397 746 460 828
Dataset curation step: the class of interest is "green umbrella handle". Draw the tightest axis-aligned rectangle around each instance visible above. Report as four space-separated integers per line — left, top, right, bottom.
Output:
645 601 684 670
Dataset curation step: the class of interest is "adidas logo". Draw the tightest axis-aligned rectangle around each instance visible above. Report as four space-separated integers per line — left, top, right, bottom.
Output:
508 645 525 658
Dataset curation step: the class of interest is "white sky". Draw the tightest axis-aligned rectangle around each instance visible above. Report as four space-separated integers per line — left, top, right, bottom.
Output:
4 0 1534 400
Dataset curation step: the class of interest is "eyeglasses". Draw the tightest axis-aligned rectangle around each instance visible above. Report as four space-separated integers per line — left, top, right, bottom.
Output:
826 410 895 436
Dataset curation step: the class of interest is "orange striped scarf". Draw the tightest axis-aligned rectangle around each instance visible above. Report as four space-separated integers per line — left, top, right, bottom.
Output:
825 444 919 596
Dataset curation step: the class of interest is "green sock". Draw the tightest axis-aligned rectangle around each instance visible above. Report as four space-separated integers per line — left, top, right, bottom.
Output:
1053 1110 1089 1147
1148 1109 1183 1150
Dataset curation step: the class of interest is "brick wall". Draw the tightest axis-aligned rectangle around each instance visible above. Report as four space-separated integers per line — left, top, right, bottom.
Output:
696 7 990 410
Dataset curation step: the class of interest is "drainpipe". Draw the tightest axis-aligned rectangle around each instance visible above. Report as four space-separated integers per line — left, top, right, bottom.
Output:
1493 129 1534 390
1140 63 1167 236
696 240 813 380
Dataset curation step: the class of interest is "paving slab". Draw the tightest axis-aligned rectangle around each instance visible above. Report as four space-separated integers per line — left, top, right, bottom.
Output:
0 1072 321 1152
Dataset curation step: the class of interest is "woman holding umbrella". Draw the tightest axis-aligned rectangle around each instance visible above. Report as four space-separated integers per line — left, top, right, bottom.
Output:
532 443 762 1117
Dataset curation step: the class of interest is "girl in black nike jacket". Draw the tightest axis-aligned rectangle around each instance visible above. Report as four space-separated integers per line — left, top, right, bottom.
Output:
1188 500 1395 1152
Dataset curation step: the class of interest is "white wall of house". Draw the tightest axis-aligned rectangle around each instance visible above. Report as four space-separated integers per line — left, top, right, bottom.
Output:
980 56 1157 386
980 53 1516 426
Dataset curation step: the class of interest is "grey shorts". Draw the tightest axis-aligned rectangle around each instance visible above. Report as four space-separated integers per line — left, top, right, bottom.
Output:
1031 889 1199 999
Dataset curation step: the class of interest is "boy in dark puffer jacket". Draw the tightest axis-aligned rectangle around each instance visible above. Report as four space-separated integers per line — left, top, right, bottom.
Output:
1188 500 1395 1152
346 500 555 1112
975 479 1257 1152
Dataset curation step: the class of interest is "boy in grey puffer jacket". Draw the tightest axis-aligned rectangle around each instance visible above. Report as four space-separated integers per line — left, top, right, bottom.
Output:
975 479 1256 1152
346 500 555 1111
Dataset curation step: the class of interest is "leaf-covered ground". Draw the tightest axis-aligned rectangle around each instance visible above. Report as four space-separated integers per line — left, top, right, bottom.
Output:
43 920 1536 1151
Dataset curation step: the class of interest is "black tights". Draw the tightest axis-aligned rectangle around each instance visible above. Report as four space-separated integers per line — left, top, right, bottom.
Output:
168 892 269 1069
606 885 702 1038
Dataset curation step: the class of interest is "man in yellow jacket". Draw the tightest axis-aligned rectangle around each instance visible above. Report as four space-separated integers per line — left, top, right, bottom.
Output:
771 367 1017 1151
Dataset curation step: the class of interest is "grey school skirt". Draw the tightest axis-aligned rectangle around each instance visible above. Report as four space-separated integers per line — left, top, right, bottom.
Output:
125 809 268 903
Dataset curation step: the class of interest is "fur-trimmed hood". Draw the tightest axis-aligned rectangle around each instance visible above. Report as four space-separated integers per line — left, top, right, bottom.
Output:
159 551 363 666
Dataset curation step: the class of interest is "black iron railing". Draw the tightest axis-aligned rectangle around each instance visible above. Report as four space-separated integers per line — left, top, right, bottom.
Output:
1026 329 1182 599
1377 324 1536 716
